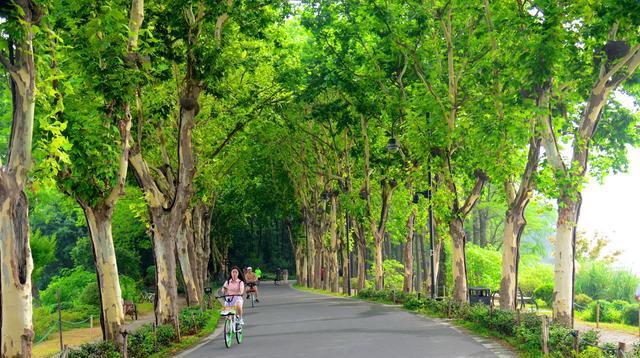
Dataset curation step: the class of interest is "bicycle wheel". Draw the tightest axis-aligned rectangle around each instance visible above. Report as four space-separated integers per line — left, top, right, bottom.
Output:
251 293 255 307
224 317 233 348
235 319 243 344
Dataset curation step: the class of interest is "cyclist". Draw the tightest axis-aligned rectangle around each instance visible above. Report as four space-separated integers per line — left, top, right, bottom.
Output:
274 267 282 285
221 266 245 325
245 267 260 303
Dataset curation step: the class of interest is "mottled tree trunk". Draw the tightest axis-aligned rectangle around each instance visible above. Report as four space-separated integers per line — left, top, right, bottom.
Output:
150 212 180 329
0 3 37 354
450 218 468 303
403 209 416 293
553 197 580 326
82 205 125 346
374 234 383 290
356 236 366 290
328 195 339 292
176 214 199 306
0 192 34 358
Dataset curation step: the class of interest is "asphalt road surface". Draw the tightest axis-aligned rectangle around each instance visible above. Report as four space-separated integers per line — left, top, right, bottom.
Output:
179 282 511 358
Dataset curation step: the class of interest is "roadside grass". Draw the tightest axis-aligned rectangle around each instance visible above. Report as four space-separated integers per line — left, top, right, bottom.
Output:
149 307 221 358
292 284 348 298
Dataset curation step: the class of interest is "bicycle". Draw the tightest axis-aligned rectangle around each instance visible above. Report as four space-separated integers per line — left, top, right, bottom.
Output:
216 294 244 348
246 282 258 307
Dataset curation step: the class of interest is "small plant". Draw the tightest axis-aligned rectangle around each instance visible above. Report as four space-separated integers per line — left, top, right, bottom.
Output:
533 284 554 308
69 341 121 358
179 307 208 335
622 304 639 325
574 294 593 310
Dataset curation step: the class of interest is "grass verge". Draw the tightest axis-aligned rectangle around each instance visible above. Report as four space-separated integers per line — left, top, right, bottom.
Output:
149 305 221 358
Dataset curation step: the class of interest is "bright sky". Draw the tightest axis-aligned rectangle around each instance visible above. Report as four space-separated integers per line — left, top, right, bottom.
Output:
580 148 640 275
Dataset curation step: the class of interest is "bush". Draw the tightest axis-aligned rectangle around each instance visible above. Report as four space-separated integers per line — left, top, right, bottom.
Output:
69 341 121 358
366 260 404 291
120 275 141 302
585 300 622 323
622 304 639 326
611 299 629 312
40 268 96 309
80 282 100 307
127 324 155 358
179 307 208 335
533 284 554 308
574 294 593 311
155 324 177 346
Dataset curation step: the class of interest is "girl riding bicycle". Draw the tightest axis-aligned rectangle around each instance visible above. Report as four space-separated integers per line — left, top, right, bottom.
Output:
222 266 246 325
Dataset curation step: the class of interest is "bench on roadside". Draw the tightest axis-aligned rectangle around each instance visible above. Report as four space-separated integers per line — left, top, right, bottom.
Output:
490 288 538 311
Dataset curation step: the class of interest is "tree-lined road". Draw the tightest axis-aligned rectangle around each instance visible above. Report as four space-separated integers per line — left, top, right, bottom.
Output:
181 283 512 358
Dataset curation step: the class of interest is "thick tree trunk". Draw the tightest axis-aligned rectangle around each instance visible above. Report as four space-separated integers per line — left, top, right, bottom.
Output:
328 195 339 292
0 192 34 358
553 196 580 327
499 217 520 310
374 235 383 290
176 215 199 306
150 212 180 329
0 4 37 353
82 205 125 346
450 218 468 303
403 209 416 293
356 236 366 290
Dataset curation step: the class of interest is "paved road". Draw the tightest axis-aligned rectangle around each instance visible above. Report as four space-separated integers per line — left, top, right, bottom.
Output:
180 282 509 358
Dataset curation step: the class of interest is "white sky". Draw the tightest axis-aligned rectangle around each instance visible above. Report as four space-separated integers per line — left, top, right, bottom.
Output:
580 148 640 275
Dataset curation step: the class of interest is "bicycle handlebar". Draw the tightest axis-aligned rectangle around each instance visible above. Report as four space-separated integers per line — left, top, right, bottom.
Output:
215 294 244 299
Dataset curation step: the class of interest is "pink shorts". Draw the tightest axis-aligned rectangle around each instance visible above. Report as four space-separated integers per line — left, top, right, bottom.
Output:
224 296 243 307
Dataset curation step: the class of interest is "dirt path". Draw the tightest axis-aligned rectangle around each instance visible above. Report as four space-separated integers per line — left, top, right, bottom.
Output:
575 321 639 349
33 297 187 357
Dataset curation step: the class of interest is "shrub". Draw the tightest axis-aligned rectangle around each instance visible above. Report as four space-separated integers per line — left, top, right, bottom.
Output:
533 284 554 308
127 324 155 358
547 323 574 358
40 268 96 309
80 282 100 307
403 297 425 311
585 300 622 323
622 304 639 326
574 294 593 311
120 275 141 302
514 313 542 352
179 307 208 335
366 260 404 291
155 324 177 346
610 299 629 312
69 341 120 358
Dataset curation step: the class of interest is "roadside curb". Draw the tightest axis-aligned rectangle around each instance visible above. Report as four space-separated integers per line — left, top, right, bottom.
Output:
173 323 224 357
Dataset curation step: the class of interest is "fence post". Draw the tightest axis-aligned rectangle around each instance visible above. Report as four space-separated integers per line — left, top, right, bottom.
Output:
596 301 600 329
617 342 626 358
121 330 129 358
542 315 549 355
90 315 93 329
57 290 63 351
572 330 580 354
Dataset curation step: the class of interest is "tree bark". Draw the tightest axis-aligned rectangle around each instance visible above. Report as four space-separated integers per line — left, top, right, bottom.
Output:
0 2 38 354
81 205 125 345
328 195 339 292
449 218 468 302
0 193 34 358
553 196 580 326
176 213 199 306
403 209 416 293
499 135 541 310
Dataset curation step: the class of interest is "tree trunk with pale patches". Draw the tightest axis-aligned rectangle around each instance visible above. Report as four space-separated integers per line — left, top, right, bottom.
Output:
450 218 468 302
403 209 416 293
0 2 38 354
82 205 125 346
